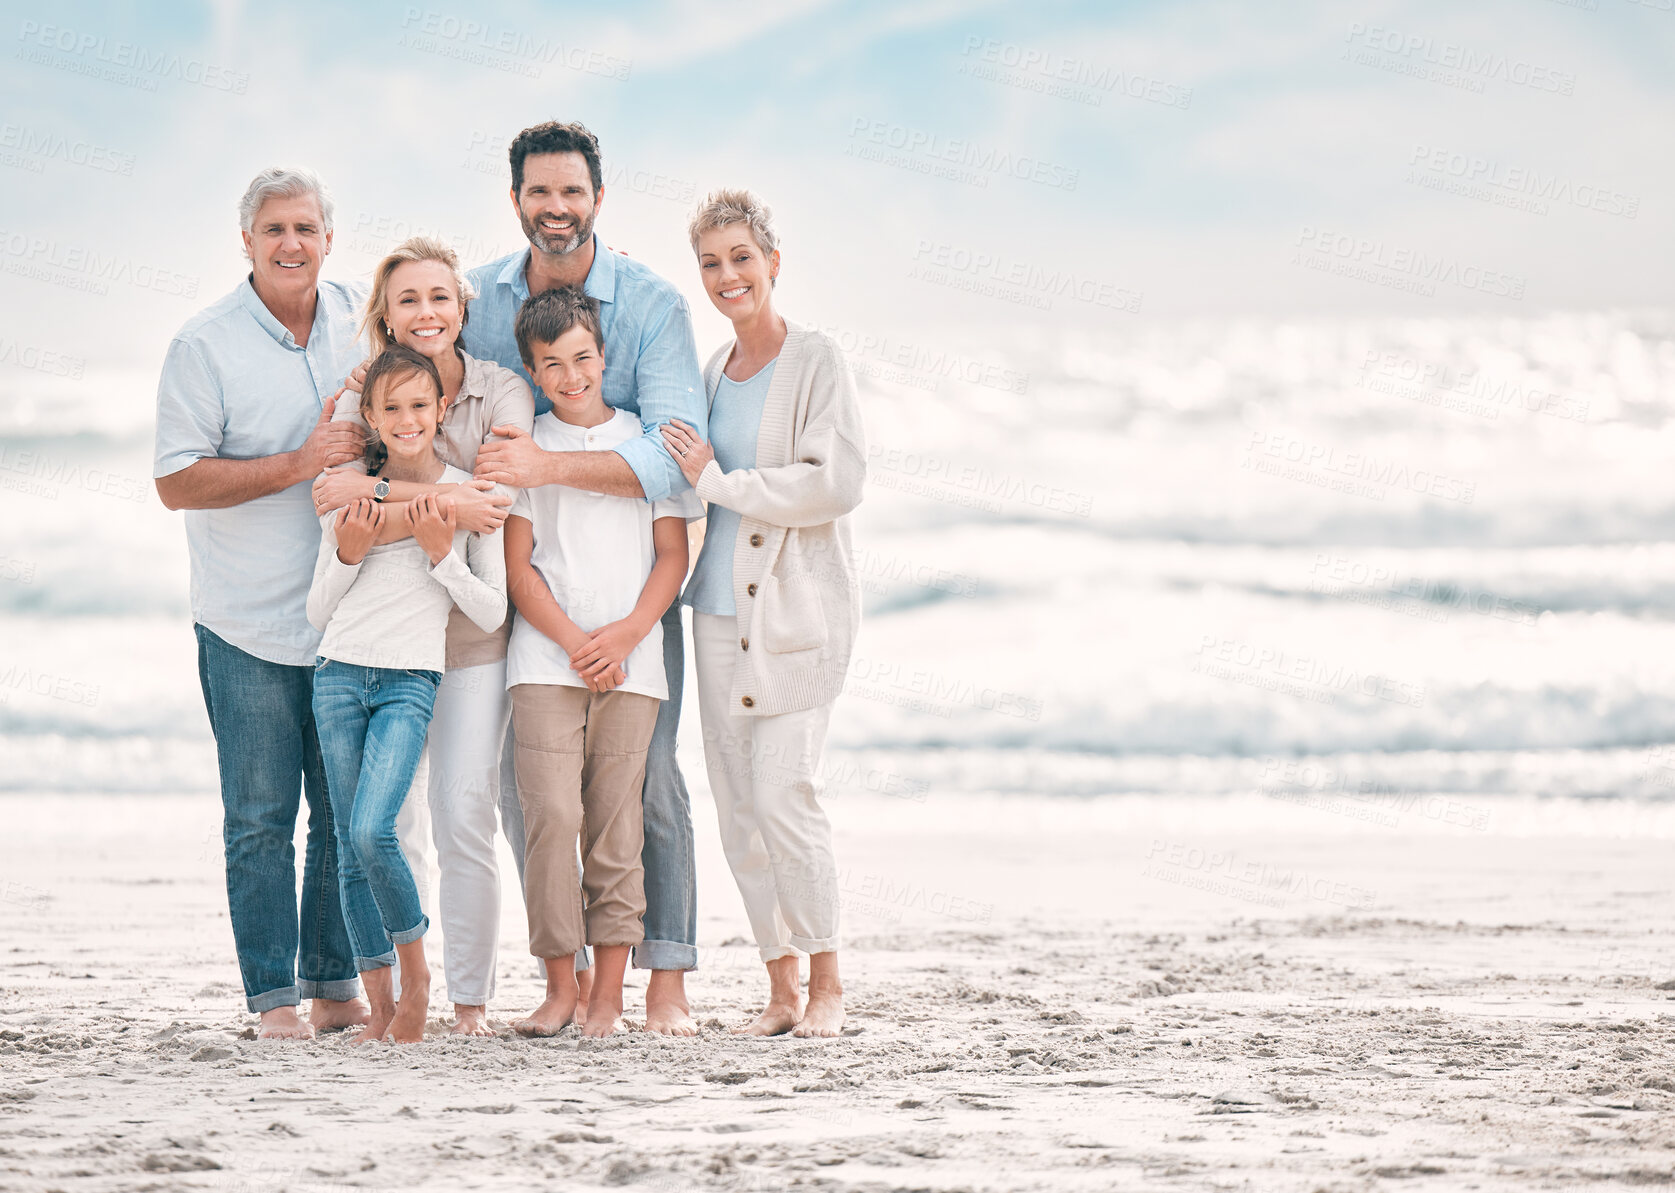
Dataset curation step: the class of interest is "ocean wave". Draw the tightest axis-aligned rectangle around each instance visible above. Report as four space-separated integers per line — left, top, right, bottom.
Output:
825 745 1675 801
833 684 1675 759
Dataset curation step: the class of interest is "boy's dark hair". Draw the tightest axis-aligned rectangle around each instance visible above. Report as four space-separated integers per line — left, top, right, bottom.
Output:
359 344 443 474
515 286 604 370
509 121 603 197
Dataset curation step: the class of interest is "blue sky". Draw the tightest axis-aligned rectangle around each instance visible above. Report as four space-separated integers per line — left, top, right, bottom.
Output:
1 0 1670 401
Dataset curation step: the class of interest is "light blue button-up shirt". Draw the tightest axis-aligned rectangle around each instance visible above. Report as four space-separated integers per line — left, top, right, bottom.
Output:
464 236 703 502
153 276 368 667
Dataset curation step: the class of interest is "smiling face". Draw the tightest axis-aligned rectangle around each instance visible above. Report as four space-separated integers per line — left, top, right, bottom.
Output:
364 370 446 464
513 152 600 257
242 193 331 299
696 223 777 324
529 325 607 424
384 259 462 362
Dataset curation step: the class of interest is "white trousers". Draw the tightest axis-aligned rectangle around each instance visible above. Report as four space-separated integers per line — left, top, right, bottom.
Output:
692 612 840 962
395 659 514 1005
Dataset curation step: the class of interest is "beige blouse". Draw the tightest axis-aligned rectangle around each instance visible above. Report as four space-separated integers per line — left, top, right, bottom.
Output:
331 350 535 669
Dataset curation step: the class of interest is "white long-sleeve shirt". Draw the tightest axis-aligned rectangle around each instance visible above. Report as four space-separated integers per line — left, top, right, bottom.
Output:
307 464 506 672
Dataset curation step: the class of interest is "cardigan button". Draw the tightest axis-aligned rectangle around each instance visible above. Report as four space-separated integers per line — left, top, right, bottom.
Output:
741 696 755 708
740 637 749 651
746 583 758 597
749 533 764 547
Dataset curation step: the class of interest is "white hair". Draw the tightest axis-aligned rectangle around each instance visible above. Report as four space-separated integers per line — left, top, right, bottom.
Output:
238 166 335 234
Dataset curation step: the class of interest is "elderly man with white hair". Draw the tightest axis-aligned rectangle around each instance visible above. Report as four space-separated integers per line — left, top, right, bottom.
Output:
153 167 371 1039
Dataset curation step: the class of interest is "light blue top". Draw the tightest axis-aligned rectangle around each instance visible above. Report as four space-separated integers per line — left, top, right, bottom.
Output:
464 235 705 503
152 276 368 667
683 356 778 617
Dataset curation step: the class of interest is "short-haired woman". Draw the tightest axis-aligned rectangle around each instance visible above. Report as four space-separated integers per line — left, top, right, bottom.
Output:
661 190 866 1037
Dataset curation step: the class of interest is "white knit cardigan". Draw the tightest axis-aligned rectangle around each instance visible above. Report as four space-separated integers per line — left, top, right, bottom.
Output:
694 320 867 716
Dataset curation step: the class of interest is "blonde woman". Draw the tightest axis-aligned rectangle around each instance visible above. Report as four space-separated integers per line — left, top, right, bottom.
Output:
311 237 534 1036
660 190 865 1037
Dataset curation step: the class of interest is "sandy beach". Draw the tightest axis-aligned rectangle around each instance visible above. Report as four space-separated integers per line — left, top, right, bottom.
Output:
3 787 1673 1192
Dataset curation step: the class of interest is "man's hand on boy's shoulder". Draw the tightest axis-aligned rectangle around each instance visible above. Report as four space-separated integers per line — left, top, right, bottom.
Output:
476 425 551 487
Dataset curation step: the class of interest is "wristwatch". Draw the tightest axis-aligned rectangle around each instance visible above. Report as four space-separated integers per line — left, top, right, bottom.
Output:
372 476 390 503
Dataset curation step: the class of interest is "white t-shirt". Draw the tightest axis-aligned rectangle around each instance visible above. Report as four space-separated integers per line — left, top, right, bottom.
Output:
506 409 701 699
308 464 507 673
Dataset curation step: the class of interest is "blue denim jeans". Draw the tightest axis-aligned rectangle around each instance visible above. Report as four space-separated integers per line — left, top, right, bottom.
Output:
312 661 439 970
194 625 360 1013
636 599 697 971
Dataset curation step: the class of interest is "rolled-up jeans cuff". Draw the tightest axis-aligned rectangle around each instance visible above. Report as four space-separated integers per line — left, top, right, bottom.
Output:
632 939 697 971
790 933 839 956
388 915 429 946
298 978 362 1003
355 951 398 972
757 945 800 964
248 985 300 1014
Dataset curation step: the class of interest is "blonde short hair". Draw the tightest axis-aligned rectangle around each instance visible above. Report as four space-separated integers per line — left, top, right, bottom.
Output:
360 236 476 355
687 187 778 259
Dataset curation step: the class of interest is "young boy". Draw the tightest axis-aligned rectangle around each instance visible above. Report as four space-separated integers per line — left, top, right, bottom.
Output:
502 287 697 1037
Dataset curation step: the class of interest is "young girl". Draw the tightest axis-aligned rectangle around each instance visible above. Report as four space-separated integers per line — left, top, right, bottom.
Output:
307 344 507 1044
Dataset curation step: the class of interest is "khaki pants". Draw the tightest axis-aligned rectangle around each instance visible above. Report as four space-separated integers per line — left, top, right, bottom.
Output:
510 683 659 959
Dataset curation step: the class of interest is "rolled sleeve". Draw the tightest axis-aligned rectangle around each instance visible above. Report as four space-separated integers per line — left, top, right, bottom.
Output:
153 338 223 479
617 296 705 502
652 490 704 523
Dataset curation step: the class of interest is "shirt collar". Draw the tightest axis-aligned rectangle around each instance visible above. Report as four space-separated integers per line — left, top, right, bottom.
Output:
543 406 628 441
497 235 617 306
582 234 616 305
496 251 531 301
237 274 341 351
238 274 301 348
457 351 490 403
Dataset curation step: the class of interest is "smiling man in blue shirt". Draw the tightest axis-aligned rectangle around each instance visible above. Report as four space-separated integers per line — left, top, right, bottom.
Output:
467 122 707 1036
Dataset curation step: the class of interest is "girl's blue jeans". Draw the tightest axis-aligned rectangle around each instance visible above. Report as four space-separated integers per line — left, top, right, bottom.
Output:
312 660 440 970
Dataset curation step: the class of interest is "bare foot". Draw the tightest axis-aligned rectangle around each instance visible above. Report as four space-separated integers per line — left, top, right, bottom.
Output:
580 990 624 1039
735 999 802 1037
581 1011 623 1037
793 989 845 1037
644 970 698 1037
512 990 577 1037
353 968 394 1045
794 954 844 1038
307 996 369 1032
575 964 594 1028
257 1007 316 1040
389 980 429 1043
352 1003 394 1046
579 945 630 1038
449 1005 495 1037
